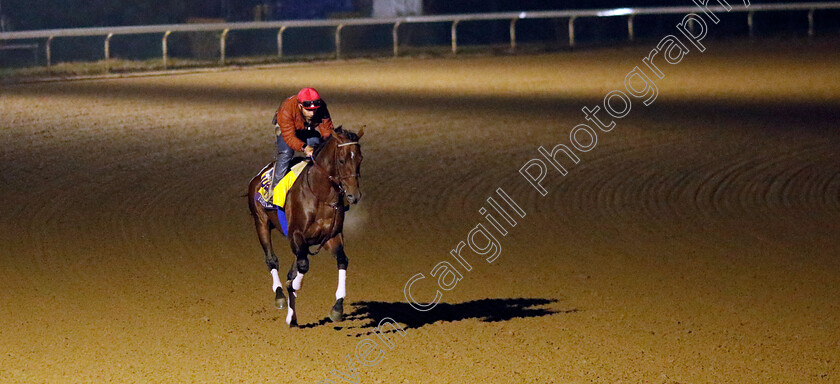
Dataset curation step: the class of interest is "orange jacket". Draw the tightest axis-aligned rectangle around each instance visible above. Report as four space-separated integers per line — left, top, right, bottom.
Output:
273 95 334 151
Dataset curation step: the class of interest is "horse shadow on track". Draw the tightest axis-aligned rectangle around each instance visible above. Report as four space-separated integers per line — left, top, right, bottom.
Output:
303 298 578 333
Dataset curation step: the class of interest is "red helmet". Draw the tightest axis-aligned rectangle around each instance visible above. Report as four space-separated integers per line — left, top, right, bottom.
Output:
297 87 323 110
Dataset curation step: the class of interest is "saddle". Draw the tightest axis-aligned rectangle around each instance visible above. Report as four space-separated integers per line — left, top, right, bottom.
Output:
256 158 309 210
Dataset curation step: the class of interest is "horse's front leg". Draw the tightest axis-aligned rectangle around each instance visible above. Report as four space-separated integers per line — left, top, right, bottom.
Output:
324 235 347 322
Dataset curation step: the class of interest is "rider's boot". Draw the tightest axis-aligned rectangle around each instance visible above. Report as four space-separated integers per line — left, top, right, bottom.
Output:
269 145 294 202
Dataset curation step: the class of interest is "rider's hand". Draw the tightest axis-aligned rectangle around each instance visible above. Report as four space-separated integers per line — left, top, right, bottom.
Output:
303 145 314 157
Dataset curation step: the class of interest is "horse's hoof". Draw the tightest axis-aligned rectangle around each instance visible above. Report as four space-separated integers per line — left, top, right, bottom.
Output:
329 298 344 323
274 287 287 310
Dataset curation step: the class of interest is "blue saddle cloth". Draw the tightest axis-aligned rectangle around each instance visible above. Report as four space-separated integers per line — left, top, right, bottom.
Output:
253 177 289 237
253 191 289 236
276 209 289 236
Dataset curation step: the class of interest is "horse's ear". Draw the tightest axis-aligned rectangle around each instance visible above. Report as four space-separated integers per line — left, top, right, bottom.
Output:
335 125 344 133
357 126 365 139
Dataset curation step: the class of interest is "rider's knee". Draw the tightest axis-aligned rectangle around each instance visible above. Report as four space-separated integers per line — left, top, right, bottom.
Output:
306 137 322 148
276 146 294 158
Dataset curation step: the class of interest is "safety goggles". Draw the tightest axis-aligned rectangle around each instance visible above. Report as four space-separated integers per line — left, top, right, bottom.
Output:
300 100 323 109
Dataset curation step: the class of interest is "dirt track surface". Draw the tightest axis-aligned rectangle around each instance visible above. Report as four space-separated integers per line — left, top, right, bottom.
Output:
1 37 839 383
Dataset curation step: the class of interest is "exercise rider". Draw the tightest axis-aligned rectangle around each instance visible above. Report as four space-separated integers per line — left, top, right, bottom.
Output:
269 87 335 199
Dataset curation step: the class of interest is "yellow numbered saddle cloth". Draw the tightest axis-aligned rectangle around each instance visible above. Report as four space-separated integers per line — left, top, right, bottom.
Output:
256 160 308 209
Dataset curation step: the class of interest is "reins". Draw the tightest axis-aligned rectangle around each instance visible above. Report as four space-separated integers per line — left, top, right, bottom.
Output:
304 136 360 254
308 139 359 193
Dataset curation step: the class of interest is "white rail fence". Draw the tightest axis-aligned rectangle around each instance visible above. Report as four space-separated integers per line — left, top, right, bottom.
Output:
0 2 837 70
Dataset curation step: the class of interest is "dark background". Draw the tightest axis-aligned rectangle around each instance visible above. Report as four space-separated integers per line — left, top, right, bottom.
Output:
1 0 836 68
0 0 829 31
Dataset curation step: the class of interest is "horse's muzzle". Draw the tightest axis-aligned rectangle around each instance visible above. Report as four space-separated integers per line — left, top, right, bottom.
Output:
345 193 360 204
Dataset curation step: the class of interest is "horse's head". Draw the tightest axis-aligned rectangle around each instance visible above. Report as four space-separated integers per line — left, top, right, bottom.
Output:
330 126 364 205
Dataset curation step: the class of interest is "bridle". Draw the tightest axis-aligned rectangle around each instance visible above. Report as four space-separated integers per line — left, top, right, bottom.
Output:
308 138 360 197
306 137 360 254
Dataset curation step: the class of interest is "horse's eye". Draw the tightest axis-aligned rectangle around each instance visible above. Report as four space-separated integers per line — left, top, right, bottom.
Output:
339 159 345 164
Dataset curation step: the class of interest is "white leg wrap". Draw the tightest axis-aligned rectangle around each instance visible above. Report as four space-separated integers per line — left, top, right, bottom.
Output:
270 269 282 292
286 307 294 325
336 269 347 300
292 272 305 291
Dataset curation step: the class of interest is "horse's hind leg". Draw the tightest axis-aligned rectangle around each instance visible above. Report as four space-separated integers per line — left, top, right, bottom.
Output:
254 210 287 310
285 284 297 327
324 235 347 322
284 234 310 327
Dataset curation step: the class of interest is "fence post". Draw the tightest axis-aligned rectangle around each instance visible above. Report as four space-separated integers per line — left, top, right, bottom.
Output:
510 18 518 50
220 28 229 65
277 26 287 57
162 30 171 69
451 19 460 54
335 24 344 59
568 16 576 48
104 33 113 73
748 11 754 37
808 9 815 37
392 21 401 57
45 36 54 67
628 14 636 42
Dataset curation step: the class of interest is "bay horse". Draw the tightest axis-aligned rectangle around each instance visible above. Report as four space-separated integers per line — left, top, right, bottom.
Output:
248 127 364 326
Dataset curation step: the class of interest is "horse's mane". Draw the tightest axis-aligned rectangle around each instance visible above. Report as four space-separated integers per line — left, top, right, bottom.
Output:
312 135 333 158
342 130 360 142
312 128 359 159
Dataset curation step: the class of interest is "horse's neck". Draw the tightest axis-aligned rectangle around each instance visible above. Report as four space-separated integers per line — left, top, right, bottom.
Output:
305 142 339 199
312 142 335 176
